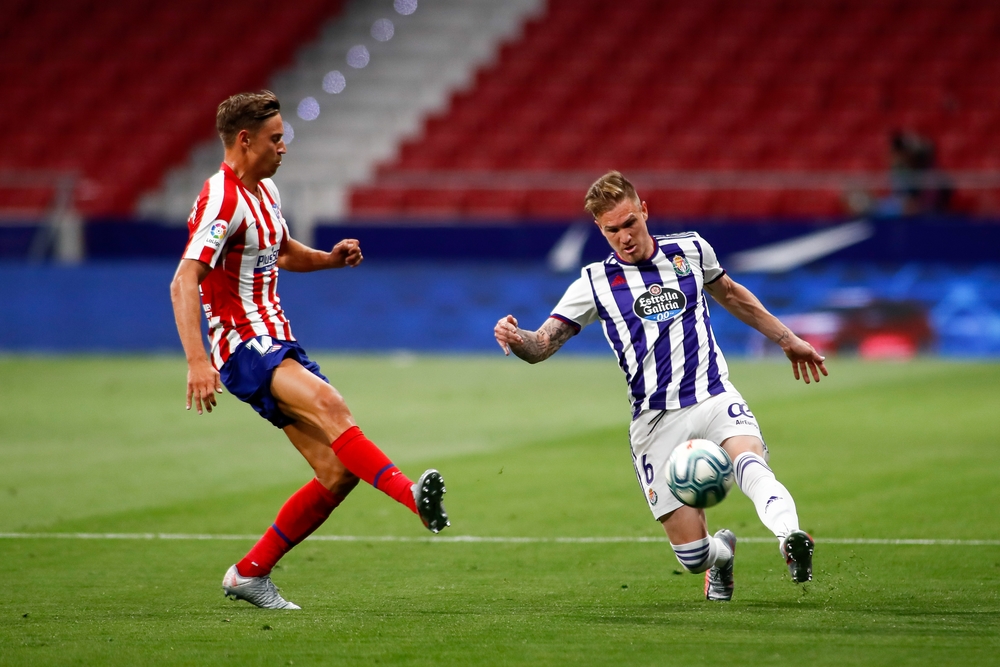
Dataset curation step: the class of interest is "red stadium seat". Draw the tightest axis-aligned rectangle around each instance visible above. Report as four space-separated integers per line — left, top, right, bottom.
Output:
3 0 347 216
401 189 464 218
523 189 584 219
463 189 528 218
348 0 1000 219
350 187 404 217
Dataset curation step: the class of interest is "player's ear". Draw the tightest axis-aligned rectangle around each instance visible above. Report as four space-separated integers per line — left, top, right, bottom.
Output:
641 201 649 218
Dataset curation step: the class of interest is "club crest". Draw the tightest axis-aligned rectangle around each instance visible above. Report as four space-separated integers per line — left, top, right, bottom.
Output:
672 255 692 276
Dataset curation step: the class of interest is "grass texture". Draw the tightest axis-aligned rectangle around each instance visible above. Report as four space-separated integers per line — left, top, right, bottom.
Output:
1 355 998 666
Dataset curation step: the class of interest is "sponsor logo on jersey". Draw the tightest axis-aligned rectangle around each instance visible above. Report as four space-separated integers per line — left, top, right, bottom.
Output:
255 246 280 273
672 255 692 276
633 283 687 322
648 487 658 505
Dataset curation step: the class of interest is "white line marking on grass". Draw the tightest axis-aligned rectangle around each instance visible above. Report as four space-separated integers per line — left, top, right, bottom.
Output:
0 533 998 546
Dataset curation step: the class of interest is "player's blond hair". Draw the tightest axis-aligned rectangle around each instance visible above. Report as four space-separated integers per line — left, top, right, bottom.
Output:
584 170 640 218
216 90 282 148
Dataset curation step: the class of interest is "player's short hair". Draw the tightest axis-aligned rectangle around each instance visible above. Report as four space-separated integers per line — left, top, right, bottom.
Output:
584 170 640 219
216 91 282 148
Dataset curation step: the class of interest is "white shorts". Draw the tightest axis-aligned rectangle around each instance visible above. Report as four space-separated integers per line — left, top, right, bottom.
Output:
628 391 767 521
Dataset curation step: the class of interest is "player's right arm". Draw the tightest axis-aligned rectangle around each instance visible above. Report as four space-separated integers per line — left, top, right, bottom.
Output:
170 259 222 414
494 315 577 363
496 270 597 362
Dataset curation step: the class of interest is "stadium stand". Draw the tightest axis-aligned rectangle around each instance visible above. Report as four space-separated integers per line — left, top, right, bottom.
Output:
6 0 997 224
0 0 346 216
352 0 1000 219
141 0 544 229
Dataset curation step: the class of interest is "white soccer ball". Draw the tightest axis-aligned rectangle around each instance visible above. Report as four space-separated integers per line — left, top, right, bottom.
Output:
666 439 735 508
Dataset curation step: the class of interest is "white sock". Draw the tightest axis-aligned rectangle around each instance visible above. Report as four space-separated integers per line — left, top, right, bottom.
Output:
671 535 733 573
733 452 799 540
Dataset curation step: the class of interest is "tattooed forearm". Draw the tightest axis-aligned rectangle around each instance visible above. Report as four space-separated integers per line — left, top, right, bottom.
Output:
511 318 576 364
773 329 790 346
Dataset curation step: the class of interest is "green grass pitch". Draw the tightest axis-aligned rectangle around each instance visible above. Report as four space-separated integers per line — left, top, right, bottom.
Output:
1 355 998 666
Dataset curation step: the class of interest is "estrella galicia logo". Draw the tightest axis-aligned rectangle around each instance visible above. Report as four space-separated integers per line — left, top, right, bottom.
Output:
672 254 692 277
633 284 687 322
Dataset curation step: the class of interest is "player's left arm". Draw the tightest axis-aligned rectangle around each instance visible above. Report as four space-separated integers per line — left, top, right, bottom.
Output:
277 237 363 272
704 274 828 384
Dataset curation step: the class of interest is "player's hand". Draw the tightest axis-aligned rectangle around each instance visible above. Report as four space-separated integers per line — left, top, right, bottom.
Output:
780 333 828 385
186 359 223 414
329 239 363 268
494 314 523 356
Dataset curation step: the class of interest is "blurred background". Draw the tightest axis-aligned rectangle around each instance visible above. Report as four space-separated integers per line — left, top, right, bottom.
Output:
2 0 999 357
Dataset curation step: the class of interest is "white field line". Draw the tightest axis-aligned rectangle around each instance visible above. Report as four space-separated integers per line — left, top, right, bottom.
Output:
0 533 998 546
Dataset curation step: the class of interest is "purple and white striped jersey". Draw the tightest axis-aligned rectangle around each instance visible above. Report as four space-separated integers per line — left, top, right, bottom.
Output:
551 232 735 418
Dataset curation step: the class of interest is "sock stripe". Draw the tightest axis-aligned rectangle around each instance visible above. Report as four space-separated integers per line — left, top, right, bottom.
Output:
736 455 771 485
671 538 714 572
270 523 294 547
672 543 710 555
372 463 395 490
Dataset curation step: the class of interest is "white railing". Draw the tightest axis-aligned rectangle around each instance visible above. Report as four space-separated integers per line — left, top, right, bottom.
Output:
0 170 82 263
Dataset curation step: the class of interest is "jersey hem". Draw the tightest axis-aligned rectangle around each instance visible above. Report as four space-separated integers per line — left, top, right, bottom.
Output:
549 314 582 332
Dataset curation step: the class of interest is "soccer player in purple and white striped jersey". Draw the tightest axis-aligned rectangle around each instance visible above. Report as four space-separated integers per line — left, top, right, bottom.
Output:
494 171 827 600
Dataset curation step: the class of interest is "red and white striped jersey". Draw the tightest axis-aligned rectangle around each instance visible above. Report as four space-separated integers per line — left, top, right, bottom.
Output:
183 162 294 369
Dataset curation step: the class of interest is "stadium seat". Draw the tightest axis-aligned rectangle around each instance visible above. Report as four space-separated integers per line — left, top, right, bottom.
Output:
370 0 985 216
2 0 347 216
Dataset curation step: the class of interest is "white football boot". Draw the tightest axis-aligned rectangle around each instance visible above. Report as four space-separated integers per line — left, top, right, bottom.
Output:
705 529 736 601
222 564 301 610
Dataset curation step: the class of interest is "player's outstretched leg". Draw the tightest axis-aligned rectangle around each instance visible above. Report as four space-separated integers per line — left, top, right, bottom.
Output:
782 529 815 583
223 564 301 610
732 452 800 538
331 426 450 531
413 469 450 533
225 478 347 609
704 529 737 601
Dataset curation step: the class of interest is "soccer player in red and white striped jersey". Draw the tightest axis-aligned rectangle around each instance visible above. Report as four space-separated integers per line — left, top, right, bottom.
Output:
170 91 449 610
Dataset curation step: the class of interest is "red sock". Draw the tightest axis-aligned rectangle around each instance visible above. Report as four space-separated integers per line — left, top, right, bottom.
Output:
332 426 417 514
237 478 344 578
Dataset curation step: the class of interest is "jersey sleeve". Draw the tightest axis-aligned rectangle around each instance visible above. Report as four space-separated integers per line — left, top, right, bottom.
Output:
550 271 600 332
182 176 240 267
698 235 726 284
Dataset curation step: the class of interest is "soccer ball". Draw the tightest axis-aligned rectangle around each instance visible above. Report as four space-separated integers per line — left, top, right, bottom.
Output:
666 439 735 508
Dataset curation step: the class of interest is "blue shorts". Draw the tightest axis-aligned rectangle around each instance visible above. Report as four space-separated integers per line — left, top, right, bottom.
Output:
219 336 329 429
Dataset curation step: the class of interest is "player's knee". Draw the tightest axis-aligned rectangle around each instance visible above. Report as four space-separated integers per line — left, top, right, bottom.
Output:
671 538 713 574
314 385 351 420
721 435 765 459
